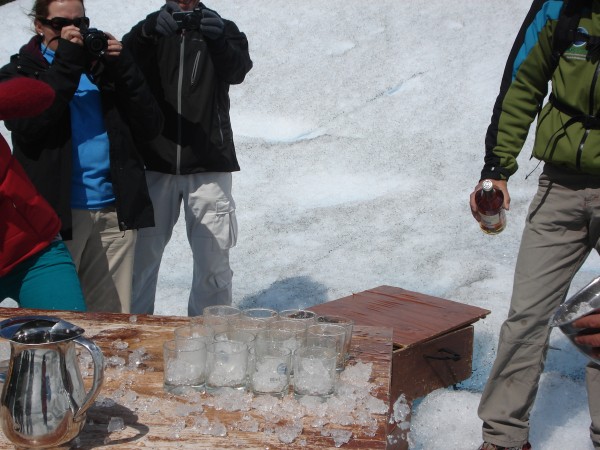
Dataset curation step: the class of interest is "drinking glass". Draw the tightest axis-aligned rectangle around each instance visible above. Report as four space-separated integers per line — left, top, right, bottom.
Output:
250 341 291 397
174 323 214 346
278 309 317 323
306 323 346 371
214 330 257 382
202 304 241 318
315 315 354 361
292 346 337 399
214 330 256 347
205 340 249 391
201 305 241 334
229 316 270 337
267 319 307 354
242 308 278 323
163 339 206 394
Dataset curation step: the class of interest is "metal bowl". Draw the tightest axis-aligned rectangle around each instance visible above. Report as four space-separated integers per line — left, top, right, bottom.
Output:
550 276 600 364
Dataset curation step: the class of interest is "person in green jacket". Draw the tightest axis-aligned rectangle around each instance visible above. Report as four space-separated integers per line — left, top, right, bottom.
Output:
469 1 600 449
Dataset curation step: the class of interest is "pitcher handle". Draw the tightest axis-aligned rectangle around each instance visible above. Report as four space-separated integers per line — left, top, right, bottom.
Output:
73 336 104 421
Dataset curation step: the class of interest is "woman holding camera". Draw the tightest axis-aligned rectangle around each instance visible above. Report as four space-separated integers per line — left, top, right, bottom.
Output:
0 0 163 313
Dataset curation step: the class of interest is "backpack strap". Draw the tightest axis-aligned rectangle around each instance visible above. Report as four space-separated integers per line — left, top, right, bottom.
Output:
551 0 586 70
549 93 600 128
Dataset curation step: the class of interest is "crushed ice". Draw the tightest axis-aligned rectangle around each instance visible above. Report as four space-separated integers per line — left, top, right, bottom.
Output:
87 355 387 447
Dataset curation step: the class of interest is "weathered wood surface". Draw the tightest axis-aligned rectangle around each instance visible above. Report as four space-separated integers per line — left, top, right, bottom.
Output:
0 308 396 449
308 285 490 348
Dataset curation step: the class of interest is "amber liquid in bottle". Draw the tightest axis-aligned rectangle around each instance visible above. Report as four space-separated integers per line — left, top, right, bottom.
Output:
476 179 506 235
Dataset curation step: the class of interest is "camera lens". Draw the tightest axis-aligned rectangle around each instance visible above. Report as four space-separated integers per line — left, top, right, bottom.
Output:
87 36 105 53
173 10 202 30
83 29 108 57
182 14 201 29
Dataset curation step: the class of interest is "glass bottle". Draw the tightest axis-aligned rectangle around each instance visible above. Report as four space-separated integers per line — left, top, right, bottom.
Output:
475 179 506 234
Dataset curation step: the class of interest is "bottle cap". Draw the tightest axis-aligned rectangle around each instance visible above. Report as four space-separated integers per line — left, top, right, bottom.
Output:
482 179 493 192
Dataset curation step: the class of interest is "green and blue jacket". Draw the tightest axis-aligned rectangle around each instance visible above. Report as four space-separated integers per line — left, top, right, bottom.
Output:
482 0 600 179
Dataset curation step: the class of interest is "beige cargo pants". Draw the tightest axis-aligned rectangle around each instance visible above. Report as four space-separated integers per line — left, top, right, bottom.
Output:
478 164 600 449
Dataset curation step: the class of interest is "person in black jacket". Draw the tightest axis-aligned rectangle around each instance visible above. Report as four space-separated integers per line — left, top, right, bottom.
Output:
0 0 163 313
122 1 252 316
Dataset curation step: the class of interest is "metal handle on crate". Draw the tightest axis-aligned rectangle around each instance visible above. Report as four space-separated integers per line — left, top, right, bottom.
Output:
423 348 461 361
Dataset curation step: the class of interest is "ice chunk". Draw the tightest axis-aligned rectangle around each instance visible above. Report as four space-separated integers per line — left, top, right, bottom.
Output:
193 416 227 437
340 361 372 386
276 420 303 443
205 387 253 412
105 356 126 367
233 415 260 432
364 395 387 414
107 417 125 433
322 428 352 447
110 339 129 350
175 403 203 417
390 393 411 424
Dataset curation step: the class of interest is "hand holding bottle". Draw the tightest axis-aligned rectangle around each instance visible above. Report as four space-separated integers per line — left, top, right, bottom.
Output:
470 179 510 234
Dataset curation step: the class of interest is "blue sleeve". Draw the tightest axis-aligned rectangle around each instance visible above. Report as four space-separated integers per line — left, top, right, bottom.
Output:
512 1 563 81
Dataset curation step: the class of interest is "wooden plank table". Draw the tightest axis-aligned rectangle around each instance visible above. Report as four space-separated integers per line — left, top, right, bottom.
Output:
0 308 397 449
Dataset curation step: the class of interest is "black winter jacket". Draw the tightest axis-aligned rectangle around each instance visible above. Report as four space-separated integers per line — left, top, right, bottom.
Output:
122 4 252 175
0 36 163 239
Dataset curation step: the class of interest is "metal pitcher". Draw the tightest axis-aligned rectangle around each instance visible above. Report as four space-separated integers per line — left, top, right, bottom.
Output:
0 316 104 448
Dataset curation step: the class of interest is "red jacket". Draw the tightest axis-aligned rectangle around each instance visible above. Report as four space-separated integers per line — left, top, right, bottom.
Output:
0 77 60 277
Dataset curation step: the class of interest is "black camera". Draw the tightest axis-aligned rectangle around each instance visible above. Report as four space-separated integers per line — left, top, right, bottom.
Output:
172 9 203 31
82 28 108 57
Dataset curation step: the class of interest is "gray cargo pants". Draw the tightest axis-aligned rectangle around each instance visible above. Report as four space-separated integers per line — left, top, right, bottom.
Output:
478 164 600 449
131 171 237 316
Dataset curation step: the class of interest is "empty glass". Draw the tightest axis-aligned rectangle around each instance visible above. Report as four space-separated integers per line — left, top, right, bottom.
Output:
315 315 354 361
293 346 337 399
202 304 242 318
201 305 241 334
242 308 278 323
163 339 206 394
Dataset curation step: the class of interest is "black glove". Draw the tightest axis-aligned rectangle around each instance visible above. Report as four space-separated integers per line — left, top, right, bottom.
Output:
200 8 224 40
144 1 180 37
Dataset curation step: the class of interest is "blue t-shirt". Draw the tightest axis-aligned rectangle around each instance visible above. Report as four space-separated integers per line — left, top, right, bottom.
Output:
42 46 114 210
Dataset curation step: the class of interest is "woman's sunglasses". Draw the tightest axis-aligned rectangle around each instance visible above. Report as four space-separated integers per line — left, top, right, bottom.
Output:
38 16 90 31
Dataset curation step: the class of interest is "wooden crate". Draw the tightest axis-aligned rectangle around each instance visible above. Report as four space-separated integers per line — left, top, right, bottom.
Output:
309 285 490 449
